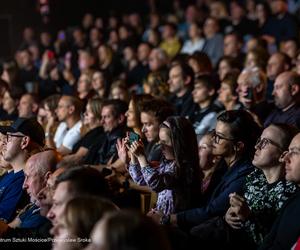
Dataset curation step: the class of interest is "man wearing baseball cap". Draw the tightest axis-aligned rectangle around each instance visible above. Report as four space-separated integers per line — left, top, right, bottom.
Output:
0 117 45 149
0 118 44 236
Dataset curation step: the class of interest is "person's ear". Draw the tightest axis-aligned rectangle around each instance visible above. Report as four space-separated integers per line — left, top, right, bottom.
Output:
118 114 126 125
32 103 39 113
184 75 192 86
291 84 300 97
68 105 75 115
255 83 264 94
20 136 30 149
208 88 215 97
235 141 245 153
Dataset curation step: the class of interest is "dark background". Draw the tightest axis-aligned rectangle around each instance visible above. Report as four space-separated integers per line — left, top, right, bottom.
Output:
0 0 175 58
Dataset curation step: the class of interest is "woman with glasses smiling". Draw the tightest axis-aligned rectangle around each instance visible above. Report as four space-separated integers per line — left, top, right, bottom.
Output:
225 123 298 248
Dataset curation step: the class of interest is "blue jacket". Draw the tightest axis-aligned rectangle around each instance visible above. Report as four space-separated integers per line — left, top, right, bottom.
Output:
19 203 48 229
176 158 253 228
0 170 25 222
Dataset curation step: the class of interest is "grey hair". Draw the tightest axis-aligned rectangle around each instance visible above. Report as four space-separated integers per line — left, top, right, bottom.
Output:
241 67 267 88
151 48 168 62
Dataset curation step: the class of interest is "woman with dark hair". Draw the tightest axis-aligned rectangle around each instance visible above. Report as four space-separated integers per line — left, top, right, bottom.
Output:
44 94 61 147
97 44 123 82
143 72 170 99
198 131 226 206
91 70 109 99
244 48 269 70
0 79 9 120
188 51 213 77
125 94 153 138
109 80 130 103
217 72 243 111
256 1 275 45
217 56 241 81
127 116 201 215
150 110 261 231
2 87 24 121
1 60 21 89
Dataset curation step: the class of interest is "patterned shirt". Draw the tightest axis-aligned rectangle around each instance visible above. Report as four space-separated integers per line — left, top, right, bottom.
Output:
129 160 177 215
243 168 298 245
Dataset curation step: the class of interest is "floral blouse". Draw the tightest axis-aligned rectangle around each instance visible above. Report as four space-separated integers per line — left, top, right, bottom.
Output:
243 168 298 245
128 160 177 215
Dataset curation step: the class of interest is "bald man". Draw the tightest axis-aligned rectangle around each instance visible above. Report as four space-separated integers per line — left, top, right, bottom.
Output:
264 71 300 128
0 150 59 238
45 95 83 156
37 167 65 217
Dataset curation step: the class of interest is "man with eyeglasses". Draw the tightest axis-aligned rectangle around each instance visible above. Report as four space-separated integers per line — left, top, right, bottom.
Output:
224 124 298 248
259 132 300 249
0 121 25 225
0 118 45 234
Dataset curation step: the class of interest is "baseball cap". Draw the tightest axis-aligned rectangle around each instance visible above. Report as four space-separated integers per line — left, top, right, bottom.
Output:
0 117 45 146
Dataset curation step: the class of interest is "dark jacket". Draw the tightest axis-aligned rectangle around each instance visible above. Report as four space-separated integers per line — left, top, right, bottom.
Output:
176 158 253 228
259 190 300 250
83 125 125 165
264 104 300 129
168 89 196 119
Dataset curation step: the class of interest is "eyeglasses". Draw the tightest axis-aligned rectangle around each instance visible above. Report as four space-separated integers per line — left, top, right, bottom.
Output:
280 148 300 160
255 137 283 151
6 133 25 142
212 130 235 144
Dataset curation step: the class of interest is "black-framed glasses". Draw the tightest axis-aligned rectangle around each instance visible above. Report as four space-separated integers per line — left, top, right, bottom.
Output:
212 130 235 144
6 133 25 142
255 137 283 151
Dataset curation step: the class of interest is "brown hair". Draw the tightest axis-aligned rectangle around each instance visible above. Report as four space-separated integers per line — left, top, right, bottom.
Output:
130 94 154 130
64 196 118 246
43 94 61 115
143 72 169 99
98 210 171 250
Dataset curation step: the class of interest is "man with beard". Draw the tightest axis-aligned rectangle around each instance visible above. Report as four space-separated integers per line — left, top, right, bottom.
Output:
264 71 300 128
